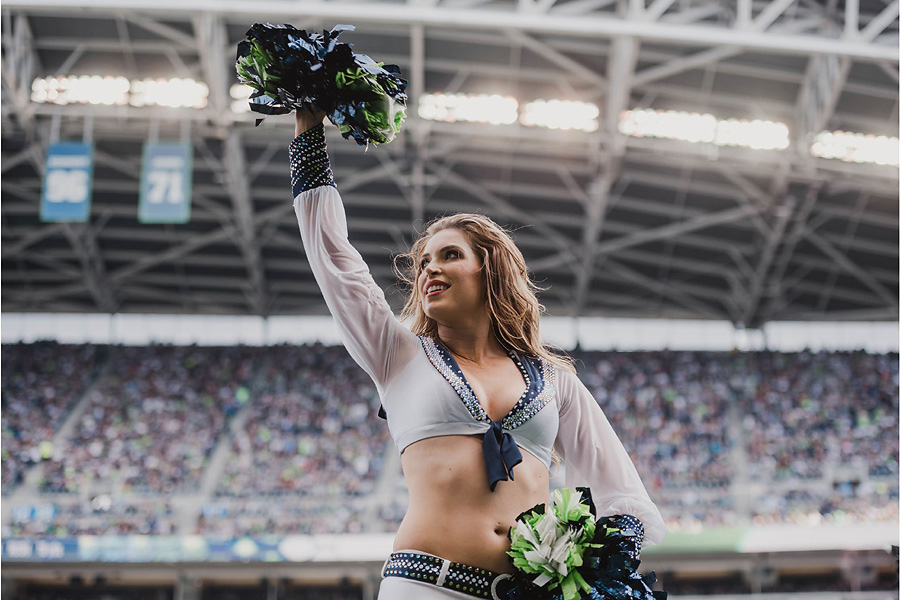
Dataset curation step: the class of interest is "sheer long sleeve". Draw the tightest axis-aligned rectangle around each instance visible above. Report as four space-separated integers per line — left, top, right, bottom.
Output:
554 368 667 545
291 124 418 392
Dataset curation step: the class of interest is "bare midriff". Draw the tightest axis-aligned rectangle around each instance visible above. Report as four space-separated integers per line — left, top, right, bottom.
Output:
394 434 549 574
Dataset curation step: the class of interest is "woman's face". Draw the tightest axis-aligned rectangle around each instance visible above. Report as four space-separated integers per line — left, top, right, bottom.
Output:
417 228 486 324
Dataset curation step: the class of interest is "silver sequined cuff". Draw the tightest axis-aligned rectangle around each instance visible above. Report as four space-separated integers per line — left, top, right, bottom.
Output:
289 123 335 196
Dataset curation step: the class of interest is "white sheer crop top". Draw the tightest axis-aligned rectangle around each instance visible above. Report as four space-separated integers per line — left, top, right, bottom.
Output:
289 125 667 545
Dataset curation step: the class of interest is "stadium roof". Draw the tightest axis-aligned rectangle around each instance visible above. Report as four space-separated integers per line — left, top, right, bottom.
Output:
2 0 898 328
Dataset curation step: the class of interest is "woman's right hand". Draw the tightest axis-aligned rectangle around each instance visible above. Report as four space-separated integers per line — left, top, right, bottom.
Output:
295 107 327 137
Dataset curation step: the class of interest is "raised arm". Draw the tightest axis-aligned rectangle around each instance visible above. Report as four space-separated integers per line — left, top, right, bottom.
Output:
291 111 417 392
554 368 667 546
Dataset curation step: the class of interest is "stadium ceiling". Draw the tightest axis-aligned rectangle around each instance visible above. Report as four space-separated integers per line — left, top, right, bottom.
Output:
2 0 898 328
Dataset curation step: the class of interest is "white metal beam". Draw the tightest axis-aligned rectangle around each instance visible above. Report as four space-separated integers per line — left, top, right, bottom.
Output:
224 131 269 315
529 205 758 272
123 12 197 48
60 223 118 312
192 12 228 118
632 45 740 87
844 0 860 38
503 28 606 87
752 0 797 31
802 227 898 310
5 0 898 61
795 52 851 148
756 183 820 324
740 196 796 326
861 1 900 42
425 162 583 276
603 257 724 316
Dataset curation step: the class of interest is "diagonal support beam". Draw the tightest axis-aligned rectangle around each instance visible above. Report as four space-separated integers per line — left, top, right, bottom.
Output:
2 142 43 174
713 165 775 236
633 45 741 87
755 184 820 322
60 222 117 312
192 12 228 121
644 0 676 21
604 36 638 153
530 205 758 272
795 53 851 148
5 224 64 257
752 0 797 31
224 131 269 315
5 1 900 61
107 202 289 287
861 0 900 42
605 257 724 317
503 28 606 87
123 12 197 48
802 227 898 310
572 172 614 315
2 14 44 173
428 164 582 276
593 205 756 259
740 195 796 326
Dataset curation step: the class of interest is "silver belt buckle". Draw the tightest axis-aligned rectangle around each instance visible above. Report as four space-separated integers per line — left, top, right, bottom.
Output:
490 573 512 600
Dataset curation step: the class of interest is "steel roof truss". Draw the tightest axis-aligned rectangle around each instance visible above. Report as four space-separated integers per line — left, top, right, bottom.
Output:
802 226 898 311
739 195 797 326
224 131 269 315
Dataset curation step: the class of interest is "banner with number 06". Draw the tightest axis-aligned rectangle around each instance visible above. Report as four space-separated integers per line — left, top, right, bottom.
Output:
40 142 94 222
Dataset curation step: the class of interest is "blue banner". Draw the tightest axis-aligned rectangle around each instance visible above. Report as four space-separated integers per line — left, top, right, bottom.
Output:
40 142 94 222
139 142 193 224
10 504 57 523
1 534 395 563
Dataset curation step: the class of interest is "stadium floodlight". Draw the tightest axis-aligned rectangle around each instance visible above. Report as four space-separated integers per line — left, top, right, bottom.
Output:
715 118 790 150
230 83 253 113
520 99 600 132
618 108 790 151
32 76 130 106
418 93 518 125
129 78 208 109
810 130 900 167
31 76 209 109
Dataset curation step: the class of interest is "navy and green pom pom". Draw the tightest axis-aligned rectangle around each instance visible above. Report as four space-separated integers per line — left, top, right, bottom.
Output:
236 23 407 146
506 488 667 600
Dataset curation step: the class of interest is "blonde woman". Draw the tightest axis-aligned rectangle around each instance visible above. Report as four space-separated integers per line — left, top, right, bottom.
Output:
290 109 666 600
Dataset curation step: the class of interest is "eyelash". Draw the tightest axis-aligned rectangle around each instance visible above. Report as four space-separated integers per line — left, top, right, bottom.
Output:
420 249 459 270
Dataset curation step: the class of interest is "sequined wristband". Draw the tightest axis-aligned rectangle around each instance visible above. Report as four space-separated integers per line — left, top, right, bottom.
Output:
614 514 645 559
289 123 336 197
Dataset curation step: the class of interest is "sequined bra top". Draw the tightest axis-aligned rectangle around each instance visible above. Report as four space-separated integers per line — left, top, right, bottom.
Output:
379 336 559 491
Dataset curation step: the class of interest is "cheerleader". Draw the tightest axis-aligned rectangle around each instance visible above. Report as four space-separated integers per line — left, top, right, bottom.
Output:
290 109 666 600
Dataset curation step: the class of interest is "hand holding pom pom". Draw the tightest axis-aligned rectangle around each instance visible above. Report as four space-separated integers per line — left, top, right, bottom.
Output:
236 23 407 147
507 488 666 600
295 108 326 137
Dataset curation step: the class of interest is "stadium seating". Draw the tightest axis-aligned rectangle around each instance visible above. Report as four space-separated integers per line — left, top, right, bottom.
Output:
2 343 897 538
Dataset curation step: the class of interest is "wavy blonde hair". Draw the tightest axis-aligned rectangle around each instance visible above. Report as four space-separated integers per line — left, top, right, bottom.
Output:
395 213 574 373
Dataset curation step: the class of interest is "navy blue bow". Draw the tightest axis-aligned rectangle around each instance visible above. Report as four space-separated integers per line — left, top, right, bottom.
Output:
483 420 523 491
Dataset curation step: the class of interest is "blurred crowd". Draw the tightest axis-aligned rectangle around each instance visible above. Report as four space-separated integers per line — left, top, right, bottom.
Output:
197 497 368 537
1 342 896 537
5 497 175 536
214 344 388 498
737 352 898 481
1 343 104 493
573 350 734 491
37 345 264 494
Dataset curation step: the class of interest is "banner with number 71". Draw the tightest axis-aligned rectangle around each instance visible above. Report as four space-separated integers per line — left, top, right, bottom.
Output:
139 141 193 224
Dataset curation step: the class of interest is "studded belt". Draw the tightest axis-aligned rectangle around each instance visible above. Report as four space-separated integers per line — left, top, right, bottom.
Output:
381 551 513 599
